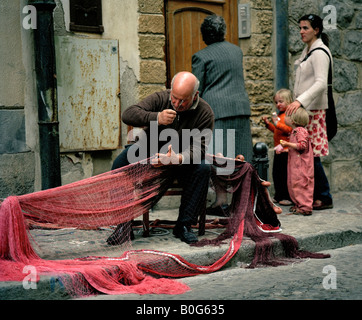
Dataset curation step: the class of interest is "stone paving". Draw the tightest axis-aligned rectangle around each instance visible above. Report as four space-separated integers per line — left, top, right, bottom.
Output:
83 244 362 301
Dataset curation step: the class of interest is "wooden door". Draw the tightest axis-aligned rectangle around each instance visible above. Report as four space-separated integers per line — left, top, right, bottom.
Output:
165 0 238 86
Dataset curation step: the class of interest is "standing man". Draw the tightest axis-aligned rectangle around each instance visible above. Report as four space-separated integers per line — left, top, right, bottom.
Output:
107 71 214 245
192 15 253 214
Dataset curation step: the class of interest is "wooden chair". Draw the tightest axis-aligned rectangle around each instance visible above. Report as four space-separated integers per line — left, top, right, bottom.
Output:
142 179 206 237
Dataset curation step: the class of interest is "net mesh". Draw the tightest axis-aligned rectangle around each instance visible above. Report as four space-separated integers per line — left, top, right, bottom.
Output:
0 154 329 297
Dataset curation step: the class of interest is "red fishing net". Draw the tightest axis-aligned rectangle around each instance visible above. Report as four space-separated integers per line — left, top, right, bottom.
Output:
0 155 329 297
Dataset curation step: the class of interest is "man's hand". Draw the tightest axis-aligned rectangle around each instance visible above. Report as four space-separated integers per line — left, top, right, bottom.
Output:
235 154 245 162
151 145 182 167
158 109 177 126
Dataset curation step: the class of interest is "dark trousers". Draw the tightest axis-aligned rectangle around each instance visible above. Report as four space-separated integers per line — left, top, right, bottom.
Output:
314 157 333 204
272 151 291 202
112 144 211 228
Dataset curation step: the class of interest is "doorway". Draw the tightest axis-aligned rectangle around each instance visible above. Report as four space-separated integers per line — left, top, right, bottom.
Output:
165 0 239 86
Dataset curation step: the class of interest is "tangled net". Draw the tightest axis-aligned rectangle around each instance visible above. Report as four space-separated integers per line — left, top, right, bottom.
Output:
0 154 329 297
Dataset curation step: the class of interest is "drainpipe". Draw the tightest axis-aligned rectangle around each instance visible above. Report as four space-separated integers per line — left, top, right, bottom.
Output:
31 0 61 190
274 0 289 90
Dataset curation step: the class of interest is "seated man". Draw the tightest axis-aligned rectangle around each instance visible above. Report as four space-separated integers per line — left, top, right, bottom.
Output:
107 71 215 244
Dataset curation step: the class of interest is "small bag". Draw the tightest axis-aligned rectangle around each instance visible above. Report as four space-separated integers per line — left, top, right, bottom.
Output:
302 48 337 141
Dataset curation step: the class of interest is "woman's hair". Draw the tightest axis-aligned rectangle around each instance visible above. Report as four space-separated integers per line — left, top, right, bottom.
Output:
298 14 329 47
291 107 310 127
274 88 293 105
201 15 226 45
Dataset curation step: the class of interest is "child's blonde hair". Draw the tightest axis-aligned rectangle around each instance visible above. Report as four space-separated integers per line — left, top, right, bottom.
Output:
291 107 310 127
274 88 293 105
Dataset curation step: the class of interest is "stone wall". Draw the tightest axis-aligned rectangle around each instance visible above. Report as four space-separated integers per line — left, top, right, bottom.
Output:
288 0 362 192
240 0 275 147
137 0 167 100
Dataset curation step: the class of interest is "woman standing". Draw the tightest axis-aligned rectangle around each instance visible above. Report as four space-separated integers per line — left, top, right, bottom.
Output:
192 15 252 164
287 14 333 210
192 15 253 215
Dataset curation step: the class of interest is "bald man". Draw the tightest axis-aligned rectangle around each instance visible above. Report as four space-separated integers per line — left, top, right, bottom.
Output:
108 72 215 245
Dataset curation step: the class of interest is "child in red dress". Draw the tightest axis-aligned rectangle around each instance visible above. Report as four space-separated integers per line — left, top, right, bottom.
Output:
280 107 314 216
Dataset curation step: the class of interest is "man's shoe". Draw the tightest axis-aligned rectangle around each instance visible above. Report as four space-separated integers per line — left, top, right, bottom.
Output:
173 226 198 244
107 221 134 245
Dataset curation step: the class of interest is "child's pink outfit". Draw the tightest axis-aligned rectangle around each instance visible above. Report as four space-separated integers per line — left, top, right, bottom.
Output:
287 126 314 213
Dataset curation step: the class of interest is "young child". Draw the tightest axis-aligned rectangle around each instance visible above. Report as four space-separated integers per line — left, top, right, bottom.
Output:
280 107 314 216
262 89 293 206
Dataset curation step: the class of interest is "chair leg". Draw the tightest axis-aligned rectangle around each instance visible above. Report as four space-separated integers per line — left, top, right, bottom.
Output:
143 210 150 237
198 204 206 236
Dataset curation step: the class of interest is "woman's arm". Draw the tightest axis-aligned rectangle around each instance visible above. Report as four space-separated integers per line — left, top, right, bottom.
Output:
286 101 301 116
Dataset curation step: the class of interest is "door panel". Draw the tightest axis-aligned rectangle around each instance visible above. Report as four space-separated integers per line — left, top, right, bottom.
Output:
166 0 238 85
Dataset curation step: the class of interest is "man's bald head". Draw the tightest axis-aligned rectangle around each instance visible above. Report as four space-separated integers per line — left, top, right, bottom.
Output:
170 72 200 112
171 72 199 96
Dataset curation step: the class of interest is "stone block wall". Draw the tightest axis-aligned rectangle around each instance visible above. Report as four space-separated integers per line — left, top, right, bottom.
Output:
137 0 166 100
240 0 275 147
